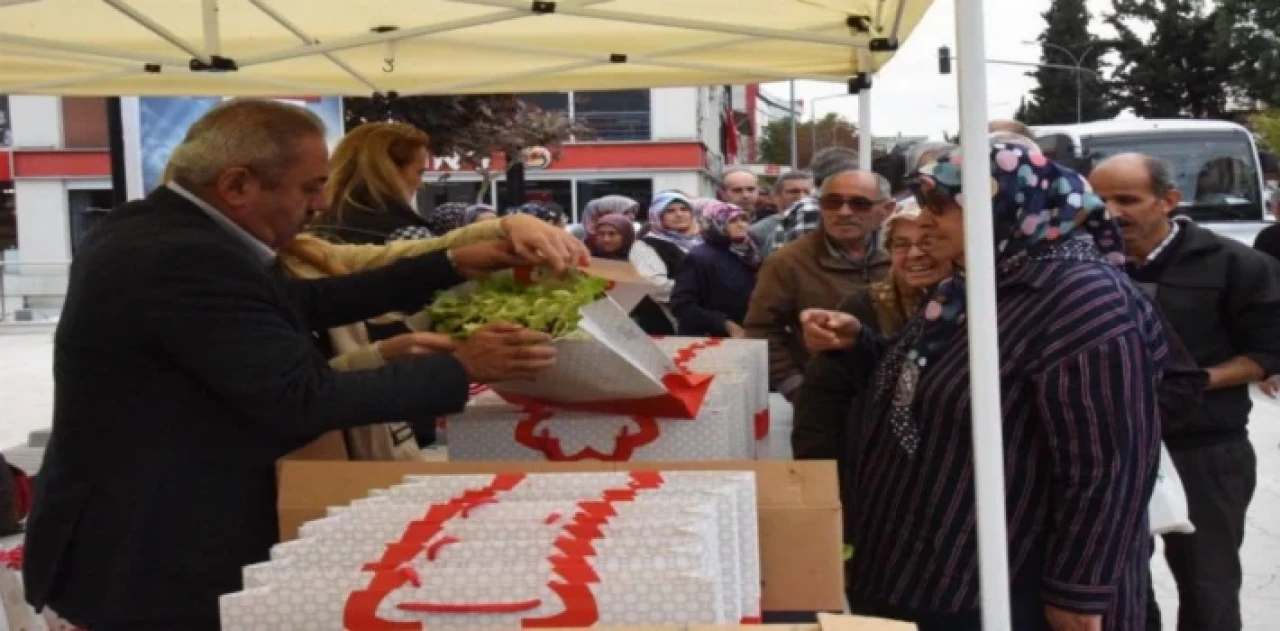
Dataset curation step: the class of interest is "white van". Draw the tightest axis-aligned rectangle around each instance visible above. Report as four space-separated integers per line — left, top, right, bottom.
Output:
1031 119 1269 244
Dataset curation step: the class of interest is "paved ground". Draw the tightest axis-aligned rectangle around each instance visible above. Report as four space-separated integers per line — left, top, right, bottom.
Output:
2 329 1279 629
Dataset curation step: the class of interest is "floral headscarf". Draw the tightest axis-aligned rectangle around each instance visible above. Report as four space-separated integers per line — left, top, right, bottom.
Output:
646 191 702 251
699 201 760 268
582 195 637 235
878 143 1123 457
463 203 495 225
588 214 637 260
422 202 467 236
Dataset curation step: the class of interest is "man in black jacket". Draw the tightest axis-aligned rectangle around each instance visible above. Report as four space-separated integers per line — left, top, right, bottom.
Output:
1091 153 1280 631
23 99 579 630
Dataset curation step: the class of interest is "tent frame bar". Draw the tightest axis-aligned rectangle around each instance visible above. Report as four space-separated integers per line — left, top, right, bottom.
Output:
246 0 381 92
0 32 188 67
202 0 221 57
234 0 612 69
102 0 210 65
452 0 872 49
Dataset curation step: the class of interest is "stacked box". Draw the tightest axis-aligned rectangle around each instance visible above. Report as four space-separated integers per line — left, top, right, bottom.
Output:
446 373 752 462
220 471 760 630
654 337 771 457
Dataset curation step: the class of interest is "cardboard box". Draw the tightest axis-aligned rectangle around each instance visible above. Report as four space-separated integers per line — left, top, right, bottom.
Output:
276 458 844 613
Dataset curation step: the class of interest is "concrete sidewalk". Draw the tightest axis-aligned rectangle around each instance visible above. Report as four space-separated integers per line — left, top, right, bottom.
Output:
3 331 1279 629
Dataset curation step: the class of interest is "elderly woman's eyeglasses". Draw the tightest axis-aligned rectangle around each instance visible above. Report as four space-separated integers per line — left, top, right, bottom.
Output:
817 195 888 213
889 236 936 253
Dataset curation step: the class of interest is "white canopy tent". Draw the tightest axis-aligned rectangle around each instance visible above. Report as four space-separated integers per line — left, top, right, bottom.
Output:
0 1 1012 628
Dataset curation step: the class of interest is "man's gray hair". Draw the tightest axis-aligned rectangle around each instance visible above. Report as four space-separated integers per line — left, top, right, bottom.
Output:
775 170 813 187
820 168 892 198
810 147 861 186
167 99 326 189
905 141 955 174
1143 155 1179 196
718 166 758 189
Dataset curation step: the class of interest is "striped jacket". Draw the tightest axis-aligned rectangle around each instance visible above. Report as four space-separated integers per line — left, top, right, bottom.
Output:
836 252 1165 629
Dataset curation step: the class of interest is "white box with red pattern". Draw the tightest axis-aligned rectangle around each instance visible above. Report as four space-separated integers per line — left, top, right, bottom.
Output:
218 471 760 630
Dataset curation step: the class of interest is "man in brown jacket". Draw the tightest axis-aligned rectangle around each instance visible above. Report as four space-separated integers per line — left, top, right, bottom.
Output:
744 169 892 400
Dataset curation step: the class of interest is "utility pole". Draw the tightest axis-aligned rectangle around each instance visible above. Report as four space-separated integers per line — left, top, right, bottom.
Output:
788 80 798 169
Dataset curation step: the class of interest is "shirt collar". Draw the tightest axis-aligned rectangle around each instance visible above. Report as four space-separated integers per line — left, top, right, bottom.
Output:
168 182 276 265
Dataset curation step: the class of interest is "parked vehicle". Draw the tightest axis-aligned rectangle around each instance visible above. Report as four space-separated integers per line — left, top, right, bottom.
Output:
1032 119 1269 244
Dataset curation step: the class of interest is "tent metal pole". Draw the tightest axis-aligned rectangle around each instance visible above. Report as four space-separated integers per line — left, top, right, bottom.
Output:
246 0 380 92
102 0 209 64
955 0 1013 628
453 0 872 48
0 33 187 66
235 0 613 68
201 0 221 57
858 88 871 170
788 81 798 169
106 97 128 206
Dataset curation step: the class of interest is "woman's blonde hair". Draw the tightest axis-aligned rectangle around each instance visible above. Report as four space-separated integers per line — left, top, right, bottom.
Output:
323 122 428 223
882 198 923 242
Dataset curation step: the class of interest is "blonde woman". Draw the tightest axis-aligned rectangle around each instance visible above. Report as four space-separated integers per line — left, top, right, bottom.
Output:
312 121 436 243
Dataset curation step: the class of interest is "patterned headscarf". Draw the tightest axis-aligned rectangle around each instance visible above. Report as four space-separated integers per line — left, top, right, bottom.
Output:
699 201 760 268
587 213 637 260
422 202 467 236
582 195 638 235
463 203 496 225
906 142 1124 369
646 191 702 251
876 143 1123 457
689 197 717 218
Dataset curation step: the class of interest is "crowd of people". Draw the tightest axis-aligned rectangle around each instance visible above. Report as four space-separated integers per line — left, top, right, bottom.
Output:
13 97 1280 631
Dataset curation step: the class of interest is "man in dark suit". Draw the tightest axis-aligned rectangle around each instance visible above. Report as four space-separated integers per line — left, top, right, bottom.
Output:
23 99 581 630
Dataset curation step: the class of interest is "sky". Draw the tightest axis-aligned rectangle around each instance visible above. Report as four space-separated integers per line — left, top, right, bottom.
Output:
762 0 1117 140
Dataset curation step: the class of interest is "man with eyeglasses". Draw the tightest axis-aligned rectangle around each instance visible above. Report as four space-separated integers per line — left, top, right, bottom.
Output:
744 168 892 404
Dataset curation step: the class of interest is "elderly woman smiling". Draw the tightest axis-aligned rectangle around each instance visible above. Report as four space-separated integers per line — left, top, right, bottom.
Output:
797 143 1170 631
792 198 952 458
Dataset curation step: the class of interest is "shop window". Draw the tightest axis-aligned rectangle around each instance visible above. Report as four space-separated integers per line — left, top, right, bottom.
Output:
575 178 653 220
62 97 110 149
520 92 570 114
0 185 15 252
0 96 11 148
67 189 113 256
496 179 573 219
421 181 484 213
574 90 651 141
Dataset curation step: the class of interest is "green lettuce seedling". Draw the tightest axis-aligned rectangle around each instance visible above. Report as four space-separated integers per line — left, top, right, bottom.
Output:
425 273 609 340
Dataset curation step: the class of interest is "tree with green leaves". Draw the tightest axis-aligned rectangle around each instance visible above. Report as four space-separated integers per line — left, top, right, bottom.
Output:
1019 0 1118 125
1252 109 1280 151
1106 0 1235 119
758 113 859 168
1214 0 1280 107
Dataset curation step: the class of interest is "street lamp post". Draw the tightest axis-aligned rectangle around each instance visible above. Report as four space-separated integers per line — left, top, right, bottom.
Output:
809 93 850 166
1022 40 1102 124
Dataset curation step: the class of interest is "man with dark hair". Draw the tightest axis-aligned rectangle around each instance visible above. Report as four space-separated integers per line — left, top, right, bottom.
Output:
1253 151 1279 258
1091 152 1280 631
772 171 813 214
